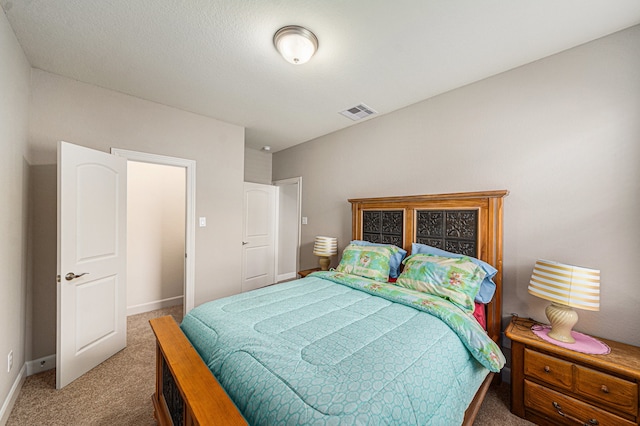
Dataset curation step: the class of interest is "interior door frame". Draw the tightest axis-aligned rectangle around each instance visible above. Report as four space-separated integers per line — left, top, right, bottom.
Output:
111 148 196 314
273 177 302 280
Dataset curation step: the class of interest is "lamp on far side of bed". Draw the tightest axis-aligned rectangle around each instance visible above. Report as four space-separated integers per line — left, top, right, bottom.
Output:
528 259 600 343
313 236 337 271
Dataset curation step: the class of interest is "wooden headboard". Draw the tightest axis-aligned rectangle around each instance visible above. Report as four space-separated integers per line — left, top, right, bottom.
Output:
349 190 508 344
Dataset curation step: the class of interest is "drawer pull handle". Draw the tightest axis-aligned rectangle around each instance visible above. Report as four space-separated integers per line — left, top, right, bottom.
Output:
552 401 599 425
543 366 550 373
600 384 609 394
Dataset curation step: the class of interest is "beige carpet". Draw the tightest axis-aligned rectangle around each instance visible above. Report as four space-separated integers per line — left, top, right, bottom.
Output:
8 306 533 425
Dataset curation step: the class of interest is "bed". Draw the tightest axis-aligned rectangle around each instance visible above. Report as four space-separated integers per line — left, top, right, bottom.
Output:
149 190 508 425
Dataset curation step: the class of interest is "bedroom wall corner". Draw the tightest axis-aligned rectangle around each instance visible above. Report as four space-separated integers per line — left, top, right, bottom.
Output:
244 146 272 184
273 24 640 347
0 8 31 424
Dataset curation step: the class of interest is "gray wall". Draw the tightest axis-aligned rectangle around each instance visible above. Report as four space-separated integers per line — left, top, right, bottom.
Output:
244 147 273 184
28 165 56 366
0 9 30 422
273 25 640 346
27 69 246 360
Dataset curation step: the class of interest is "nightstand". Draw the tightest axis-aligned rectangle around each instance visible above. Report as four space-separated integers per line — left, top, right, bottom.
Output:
298 267 321 278
505 317 640 425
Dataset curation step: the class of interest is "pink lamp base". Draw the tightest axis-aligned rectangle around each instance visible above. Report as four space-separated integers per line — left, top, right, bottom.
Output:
532 325 610 355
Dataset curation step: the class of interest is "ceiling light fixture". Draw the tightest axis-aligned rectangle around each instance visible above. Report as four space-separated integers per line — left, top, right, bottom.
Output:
273 25 318 65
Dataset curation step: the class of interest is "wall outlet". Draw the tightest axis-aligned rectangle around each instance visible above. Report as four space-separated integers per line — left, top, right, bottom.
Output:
7 350 13 373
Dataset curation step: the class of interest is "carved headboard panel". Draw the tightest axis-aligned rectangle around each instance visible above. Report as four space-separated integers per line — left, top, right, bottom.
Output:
415 209 478 256
361 210 404 246
349 190 508 344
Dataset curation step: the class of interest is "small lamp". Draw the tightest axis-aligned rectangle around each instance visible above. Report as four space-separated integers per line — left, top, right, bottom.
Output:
528 259 600 343
313 236 337 271
273 25 318 65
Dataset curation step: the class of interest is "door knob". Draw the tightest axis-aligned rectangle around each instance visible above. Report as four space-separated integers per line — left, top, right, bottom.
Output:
65 272 89 281
242 241 249 245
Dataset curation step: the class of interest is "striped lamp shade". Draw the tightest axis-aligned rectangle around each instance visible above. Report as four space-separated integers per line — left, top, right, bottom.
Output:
312 236 337 256
528 259 600 311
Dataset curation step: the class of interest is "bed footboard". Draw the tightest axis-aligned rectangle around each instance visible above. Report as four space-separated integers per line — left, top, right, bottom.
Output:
149 315 247 426
150 315 492 425
462 371 494 425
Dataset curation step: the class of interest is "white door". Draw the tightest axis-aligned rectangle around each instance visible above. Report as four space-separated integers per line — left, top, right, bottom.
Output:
57 141 127 389
242 183 277 292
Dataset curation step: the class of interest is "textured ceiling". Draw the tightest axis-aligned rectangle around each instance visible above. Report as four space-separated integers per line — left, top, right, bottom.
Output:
3 1 640 152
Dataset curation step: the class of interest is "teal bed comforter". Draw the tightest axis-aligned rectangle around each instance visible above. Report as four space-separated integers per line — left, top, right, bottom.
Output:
180 271 505 425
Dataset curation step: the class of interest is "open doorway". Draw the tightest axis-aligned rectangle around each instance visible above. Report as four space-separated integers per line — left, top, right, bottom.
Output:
126 161 185 315
274 177 302 281
111 148 196 315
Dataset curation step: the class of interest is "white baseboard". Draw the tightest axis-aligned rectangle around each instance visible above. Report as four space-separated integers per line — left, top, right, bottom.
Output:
277 272 297 282
127 296 183 316
26 354 56 376
0 364 26 426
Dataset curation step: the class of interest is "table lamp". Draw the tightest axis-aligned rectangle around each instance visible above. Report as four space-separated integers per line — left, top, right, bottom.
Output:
528 259 600 343
313 236 337 271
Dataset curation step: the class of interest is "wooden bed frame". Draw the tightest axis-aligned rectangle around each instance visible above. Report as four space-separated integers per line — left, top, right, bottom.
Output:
149 190 508 426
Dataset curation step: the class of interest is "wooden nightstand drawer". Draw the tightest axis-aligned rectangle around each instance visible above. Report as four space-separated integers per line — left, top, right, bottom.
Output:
506 317 640 425
575 365 638 417
525 348 573 390
525 380 636 426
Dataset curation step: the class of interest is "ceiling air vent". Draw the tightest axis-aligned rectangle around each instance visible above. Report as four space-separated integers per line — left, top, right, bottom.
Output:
339 104 377 121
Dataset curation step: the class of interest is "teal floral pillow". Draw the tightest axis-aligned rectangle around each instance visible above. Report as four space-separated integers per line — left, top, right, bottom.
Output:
335 244 392 282
350 240 407 278
395 254 486 312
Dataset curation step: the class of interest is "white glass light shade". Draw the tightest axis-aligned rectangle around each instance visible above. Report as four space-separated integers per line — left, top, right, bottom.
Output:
313 236 337 256
273 25 318 65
